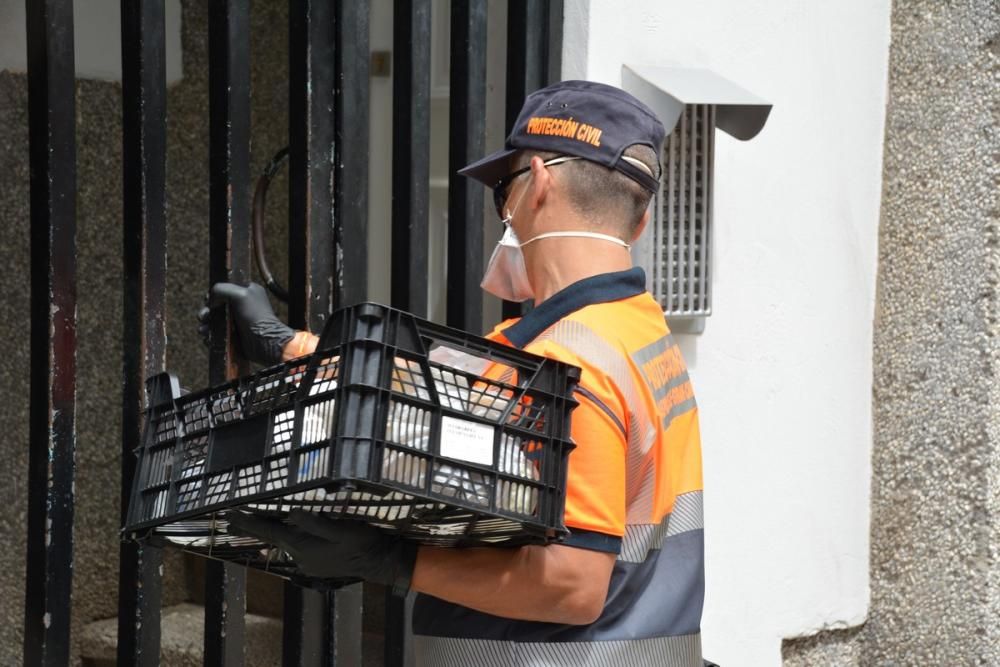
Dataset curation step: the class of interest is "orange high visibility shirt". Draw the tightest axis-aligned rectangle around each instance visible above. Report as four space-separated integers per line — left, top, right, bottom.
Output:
413 267 705 666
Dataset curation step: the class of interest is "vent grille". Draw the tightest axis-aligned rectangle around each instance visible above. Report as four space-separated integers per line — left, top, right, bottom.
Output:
652 104 714 318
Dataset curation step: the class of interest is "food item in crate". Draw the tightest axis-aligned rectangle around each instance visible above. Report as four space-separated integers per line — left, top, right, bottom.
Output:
383 352 540 514
380 432 539 514
291 407 539 516
293 351 540 516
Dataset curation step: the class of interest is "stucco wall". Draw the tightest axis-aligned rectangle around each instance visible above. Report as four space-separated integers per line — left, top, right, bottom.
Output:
564 1 891 664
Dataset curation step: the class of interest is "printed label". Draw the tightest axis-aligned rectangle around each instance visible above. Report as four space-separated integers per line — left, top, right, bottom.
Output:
440 416 495 466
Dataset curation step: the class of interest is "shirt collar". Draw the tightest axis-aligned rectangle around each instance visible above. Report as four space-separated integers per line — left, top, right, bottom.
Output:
502 267 647 348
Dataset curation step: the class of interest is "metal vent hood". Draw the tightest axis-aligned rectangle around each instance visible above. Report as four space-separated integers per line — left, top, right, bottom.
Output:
622 64 772 140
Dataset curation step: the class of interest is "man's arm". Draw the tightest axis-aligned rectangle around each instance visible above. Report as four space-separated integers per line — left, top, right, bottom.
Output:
411 543 616 625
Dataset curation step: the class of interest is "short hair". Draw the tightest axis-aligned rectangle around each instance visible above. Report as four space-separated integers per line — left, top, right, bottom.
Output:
513 143 658 238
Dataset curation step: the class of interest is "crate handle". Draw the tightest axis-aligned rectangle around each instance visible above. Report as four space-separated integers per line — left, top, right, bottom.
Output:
144 372 181 409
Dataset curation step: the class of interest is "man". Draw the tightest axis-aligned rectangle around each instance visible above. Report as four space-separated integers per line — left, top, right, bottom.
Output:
208 80 705 666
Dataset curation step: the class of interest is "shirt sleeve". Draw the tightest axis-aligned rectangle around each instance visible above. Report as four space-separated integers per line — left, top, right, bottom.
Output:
525 339 627 554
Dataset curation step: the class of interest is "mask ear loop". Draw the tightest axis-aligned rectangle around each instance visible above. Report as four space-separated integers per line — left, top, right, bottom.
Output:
501 171 534 227
501 155 582 225
620 154 655 176
520 231 631 249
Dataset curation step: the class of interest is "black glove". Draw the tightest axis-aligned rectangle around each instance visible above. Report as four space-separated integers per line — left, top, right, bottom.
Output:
227 510 418 595
197 282 294 365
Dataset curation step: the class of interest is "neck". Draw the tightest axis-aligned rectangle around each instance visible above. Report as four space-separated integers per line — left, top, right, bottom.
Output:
523 237 634 304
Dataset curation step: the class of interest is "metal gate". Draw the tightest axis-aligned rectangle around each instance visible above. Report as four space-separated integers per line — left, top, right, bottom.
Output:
23 0 562 664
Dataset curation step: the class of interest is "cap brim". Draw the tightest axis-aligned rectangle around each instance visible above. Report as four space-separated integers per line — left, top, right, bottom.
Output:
457 147 518 187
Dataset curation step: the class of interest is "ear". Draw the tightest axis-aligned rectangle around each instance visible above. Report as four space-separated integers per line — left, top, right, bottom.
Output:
632 207 651 241
527 155 551 210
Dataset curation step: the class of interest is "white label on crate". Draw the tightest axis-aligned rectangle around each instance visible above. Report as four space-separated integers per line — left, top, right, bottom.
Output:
440 416 494 466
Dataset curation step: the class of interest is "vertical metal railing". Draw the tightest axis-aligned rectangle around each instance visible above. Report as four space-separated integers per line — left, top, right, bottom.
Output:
117 1 168 664
286 2 371 664
505 0 565 150
390 0 431 318
288 0 336 332
502 0 563 320
446 0 488 333
505 0 547 131
91 4 564 666
325 4 372 657
333 0 372 663
24 1 77 664
206 1 251 664
387 3 432 660
285 2 332 655
334 1 370 311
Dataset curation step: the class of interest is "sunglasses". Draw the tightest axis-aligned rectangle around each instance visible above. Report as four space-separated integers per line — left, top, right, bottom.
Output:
491 155 580 220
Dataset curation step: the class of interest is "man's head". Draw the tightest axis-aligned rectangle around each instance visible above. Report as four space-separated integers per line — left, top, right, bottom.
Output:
504 144 658 239
460 80 665 240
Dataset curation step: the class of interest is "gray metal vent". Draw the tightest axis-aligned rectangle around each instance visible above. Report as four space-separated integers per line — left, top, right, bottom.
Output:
623 64 772 330
652 104 714 318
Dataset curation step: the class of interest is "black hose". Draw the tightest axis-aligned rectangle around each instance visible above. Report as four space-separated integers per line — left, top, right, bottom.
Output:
252 146 290 302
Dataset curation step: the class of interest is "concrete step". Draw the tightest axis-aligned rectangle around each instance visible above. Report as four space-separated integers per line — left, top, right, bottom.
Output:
79 603 282 667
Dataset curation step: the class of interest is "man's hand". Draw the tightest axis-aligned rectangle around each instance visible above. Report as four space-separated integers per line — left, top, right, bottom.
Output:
197 282 294 365
227 510 417 594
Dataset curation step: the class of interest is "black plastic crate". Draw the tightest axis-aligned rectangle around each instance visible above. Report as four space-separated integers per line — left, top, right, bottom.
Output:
125 302 579 580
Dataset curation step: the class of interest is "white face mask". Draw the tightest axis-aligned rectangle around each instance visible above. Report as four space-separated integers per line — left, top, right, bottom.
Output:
480 222 536 302
480 175 631 303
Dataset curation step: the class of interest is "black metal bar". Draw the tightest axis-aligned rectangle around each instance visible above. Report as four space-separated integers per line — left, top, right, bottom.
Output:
287 3 367 665
331 3 370 660
24 1 77 664
117 1 168 664
288 0 336 333
502 0 561 320
286 3 335 665
206 1 251 664
505 0 563 132
504 0 548 136
446 0 488 333
390 0 432 317
505 0 563 144
383 587 406 667
329 586 364 664
334 0 370 309
282 586 326 666
205 563 247 665
546 0 564 85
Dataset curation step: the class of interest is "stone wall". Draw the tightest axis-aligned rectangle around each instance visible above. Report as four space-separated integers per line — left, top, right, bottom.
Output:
0 1 291 662
784 0 1000 664
0 67 39 663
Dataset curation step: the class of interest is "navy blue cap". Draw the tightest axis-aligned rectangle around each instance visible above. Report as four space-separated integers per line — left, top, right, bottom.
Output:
459 80 666 193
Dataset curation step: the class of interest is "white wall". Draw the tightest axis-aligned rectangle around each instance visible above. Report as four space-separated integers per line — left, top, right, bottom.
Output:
565 1 891 664
367 0 509 332
0 0 182 84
